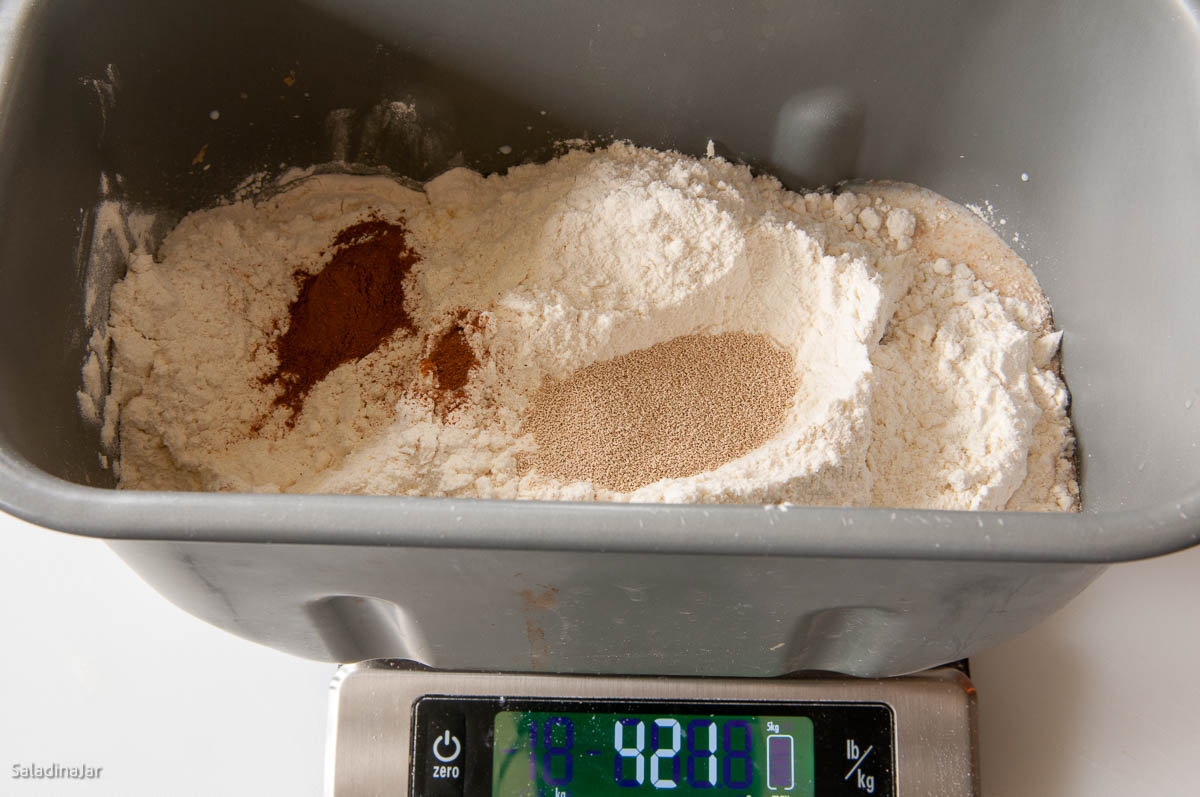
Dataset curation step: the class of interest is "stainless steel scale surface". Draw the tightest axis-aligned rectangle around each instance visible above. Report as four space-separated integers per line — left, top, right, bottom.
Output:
326 663 978 797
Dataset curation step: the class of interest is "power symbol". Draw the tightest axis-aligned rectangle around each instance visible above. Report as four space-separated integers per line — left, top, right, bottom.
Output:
433 729 462 763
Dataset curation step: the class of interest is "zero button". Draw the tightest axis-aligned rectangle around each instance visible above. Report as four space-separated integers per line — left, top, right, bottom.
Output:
433 730 462 763
421 706 466 797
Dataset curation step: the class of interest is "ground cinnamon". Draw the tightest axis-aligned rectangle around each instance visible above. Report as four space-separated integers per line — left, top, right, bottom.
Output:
262 218 419 423
419 314 481 416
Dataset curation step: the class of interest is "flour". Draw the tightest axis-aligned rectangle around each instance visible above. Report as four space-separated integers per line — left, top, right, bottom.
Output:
90 143 1078 510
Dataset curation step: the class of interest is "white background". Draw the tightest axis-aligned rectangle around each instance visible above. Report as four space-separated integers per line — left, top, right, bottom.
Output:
1 511 1197 796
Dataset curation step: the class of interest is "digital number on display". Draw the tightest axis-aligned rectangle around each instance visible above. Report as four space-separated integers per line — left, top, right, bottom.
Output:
492 711 814 797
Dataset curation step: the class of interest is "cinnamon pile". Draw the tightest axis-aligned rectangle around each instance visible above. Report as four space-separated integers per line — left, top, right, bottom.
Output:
261 218 420 423
420 313 482 417
260 216 481 426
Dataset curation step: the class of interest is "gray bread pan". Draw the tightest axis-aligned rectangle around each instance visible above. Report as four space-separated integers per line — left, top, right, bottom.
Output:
1 0 1198 677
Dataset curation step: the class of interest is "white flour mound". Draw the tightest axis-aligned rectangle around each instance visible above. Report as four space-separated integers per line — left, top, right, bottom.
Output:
85 143 1078 510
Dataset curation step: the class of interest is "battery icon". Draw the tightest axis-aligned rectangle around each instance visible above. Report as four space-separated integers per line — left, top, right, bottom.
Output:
766 734 794 790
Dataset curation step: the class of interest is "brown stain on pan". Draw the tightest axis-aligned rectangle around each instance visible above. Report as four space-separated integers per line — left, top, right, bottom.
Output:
519 586 560 671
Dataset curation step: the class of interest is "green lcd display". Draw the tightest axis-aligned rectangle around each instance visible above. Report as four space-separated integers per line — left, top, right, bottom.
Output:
492 711 815 797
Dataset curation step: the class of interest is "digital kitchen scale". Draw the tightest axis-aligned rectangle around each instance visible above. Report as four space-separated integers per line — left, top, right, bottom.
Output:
326 663 978 797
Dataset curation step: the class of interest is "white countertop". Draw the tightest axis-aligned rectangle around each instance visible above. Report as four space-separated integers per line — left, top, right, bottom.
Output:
1 511 1196 796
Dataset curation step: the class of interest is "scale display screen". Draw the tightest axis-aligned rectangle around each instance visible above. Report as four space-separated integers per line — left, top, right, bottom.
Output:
493 711 815 797
411 697 893 797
